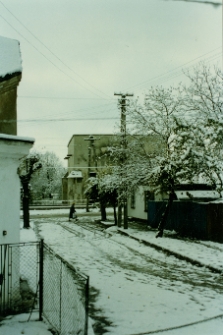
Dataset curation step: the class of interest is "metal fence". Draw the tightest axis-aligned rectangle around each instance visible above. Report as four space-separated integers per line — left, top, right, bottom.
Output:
0 242 40 317
0 240 89 335
42 242 89 335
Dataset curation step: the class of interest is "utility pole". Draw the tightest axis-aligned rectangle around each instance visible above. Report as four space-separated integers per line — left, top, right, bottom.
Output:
114 92 133 229
84 135 98 212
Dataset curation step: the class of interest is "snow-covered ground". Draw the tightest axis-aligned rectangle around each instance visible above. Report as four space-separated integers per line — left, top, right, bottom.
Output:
1 209 223 335
0 313 53 335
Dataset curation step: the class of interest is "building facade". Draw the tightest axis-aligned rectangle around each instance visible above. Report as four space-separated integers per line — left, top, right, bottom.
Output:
0 36 35 307
63 134 115 204
0 36 22 135
63 133 163 205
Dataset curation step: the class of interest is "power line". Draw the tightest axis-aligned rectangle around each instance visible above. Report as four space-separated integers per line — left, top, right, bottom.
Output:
151 52 222 87
2 117 119 123
172 0 222 7
1 1 221 99
17 101 118 121
0 11 109 99
127 47 222 90
18 96 114 100
18 116 118 128
0 1 112 99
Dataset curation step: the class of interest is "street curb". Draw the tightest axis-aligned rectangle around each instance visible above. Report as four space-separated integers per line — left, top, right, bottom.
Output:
118 229 222 275
22 211 102 219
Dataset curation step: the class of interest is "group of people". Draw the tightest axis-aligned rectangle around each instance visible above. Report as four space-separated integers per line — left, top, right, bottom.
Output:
69 202 77 221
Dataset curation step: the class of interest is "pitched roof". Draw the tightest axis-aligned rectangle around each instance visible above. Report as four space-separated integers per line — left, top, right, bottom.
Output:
0 35 22 79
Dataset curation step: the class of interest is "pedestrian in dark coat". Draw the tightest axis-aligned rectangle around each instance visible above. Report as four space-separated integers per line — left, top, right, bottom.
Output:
69 202 76 221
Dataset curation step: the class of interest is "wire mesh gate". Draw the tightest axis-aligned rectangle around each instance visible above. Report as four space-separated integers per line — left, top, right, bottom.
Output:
0 241 40 317
0 241 89 335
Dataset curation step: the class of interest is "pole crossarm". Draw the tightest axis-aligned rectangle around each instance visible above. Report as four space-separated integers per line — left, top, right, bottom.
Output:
114 92 134 97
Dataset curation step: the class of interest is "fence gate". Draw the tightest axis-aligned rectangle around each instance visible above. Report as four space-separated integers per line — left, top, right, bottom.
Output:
0 241 40 316
0 241 89 335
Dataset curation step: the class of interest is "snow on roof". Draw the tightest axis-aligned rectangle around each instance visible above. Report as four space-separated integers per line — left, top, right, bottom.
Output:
0 36 22 78
0 133 34 143
68 170 83 178
175 190 219 200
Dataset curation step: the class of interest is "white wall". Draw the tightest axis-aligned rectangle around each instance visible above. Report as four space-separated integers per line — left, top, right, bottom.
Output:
128 186 149 221
128 185 164 221
0 134 34 244
0 135 34 309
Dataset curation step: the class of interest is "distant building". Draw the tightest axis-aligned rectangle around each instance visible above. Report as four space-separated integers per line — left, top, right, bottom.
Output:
63 133 163 205
63 134 115 204
0 35 22 135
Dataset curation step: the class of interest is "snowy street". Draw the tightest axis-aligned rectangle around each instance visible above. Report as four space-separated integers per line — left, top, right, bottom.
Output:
27 211 223 335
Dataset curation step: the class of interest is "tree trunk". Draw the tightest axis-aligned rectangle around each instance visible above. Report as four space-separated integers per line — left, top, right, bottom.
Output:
22 182 30 229
156 190 175 238
123 202 128 229
100 201 107 221
113 205 117 225
117 202 122 227
86 195 90 212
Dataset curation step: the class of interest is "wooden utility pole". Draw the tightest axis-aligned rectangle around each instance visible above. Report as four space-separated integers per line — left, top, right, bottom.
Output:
84 135 98 212
114 92 133 229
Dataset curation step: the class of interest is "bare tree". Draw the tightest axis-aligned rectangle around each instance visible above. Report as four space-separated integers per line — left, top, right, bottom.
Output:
85 169 118 224
128 86 184 237
18 152 42 229
30 151 66 200
174 64 223 194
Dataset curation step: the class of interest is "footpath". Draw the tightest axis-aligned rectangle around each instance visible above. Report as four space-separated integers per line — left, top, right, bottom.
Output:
116 226 223 274
99 215 223 275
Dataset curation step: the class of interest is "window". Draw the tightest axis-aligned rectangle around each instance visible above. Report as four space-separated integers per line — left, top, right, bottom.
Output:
130 191 135 209
144 190 154 211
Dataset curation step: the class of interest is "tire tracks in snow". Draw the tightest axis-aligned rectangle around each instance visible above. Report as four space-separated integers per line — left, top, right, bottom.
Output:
59 220 223 296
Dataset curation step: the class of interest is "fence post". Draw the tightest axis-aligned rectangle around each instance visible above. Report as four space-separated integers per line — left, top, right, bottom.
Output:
59 260 62 333
39 239 44 321
85 276 89 335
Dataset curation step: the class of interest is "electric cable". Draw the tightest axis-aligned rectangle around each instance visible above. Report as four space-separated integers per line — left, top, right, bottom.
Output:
0 13 108 99
17 101 117 121
19 96 114 100
0 0 111 99
127 47 222 90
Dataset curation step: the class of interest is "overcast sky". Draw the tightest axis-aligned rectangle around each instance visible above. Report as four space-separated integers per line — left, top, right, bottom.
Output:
0 0 222 164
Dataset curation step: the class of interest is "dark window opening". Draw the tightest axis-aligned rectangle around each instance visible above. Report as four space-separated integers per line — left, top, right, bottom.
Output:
131 191 135 209
144 190 154 211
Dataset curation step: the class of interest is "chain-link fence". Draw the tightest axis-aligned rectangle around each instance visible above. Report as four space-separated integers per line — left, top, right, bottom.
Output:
42 242 89 335
0 241 89 335
0 242 40 316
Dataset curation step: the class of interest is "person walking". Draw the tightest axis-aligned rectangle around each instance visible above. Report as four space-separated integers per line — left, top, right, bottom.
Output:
69 202 76 221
